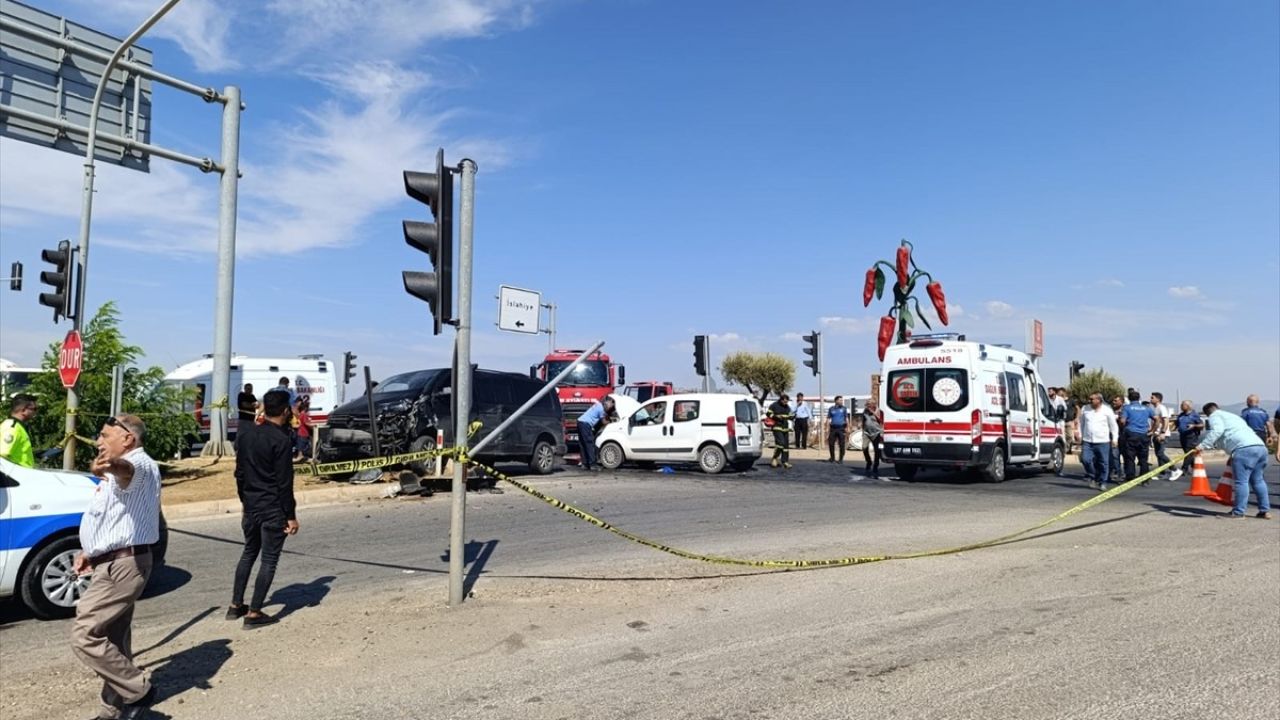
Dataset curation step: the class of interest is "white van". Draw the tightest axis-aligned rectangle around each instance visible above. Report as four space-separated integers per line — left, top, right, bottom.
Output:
880 335 1064 482
596 393 763 474
165 355 339 438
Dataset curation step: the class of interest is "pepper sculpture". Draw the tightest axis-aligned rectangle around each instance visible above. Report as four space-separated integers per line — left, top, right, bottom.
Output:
862 240 949 361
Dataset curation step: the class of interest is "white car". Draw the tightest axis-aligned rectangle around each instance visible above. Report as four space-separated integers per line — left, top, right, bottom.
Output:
0 457 168 620
596 393 764 473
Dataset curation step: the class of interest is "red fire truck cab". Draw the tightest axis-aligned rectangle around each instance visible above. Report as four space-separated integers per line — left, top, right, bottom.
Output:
531 349 625 454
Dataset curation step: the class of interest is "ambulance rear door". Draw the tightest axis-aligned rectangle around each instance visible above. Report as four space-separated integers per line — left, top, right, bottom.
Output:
1001 369 1035 463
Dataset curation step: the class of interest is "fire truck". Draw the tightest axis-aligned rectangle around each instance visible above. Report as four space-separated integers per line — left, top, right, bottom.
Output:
531 349 625 453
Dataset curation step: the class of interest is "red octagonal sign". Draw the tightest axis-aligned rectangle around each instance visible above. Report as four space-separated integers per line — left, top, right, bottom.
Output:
59 330 83 389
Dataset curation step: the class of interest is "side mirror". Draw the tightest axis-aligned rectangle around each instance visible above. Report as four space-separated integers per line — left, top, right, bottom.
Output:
529 365 538 380
616 365 626 386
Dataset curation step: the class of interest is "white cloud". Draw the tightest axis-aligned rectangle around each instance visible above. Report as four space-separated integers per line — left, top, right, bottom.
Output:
709 332 742 343
1168 285 1204 300
1098 278 1125 288
780 331 804 341
819 316 873 333
983 300 1015 318
947 303 965 318
62 0 237 72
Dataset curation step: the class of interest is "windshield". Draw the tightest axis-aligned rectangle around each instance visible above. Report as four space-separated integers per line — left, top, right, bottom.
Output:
372 370 441 396
545 360 610 387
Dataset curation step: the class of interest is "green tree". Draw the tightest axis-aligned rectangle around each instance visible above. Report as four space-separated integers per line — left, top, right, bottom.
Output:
24 302 198 468
719 351 795 404
1066 369 1127 407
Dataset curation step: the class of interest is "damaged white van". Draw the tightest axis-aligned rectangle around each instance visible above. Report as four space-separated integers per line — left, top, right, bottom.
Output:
880 335 1064 482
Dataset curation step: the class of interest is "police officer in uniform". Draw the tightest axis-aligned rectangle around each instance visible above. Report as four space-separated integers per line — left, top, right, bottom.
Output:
767 394 793 470
0 394 37 468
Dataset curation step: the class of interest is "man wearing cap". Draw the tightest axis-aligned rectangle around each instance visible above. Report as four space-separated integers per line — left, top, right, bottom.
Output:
70 414 162 720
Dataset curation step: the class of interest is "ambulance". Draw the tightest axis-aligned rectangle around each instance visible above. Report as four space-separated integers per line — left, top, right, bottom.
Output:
165 355 338 440
879 334 1064 482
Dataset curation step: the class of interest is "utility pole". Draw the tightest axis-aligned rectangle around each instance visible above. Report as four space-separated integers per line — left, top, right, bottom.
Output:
64 0 185 470
541 301 556 353
449 158 477 608
203 84 242 457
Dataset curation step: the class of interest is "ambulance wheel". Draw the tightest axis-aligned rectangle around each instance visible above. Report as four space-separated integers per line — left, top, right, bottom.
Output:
984 448 1008 483
1046 444 1064 476
697 444 727 474
599 442 625 470
895 464 918 482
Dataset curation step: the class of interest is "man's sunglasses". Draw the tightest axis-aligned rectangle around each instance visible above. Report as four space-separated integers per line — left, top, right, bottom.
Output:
105 416 135 437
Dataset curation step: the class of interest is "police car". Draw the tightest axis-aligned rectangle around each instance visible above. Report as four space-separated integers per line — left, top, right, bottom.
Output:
880 334 1065 482
0 457 168 620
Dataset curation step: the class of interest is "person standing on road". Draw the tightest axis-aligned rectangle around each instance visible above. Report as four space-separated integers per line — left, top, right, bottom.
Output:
1108 395 1125 485
1076 394 1119 490
767 394 793 470
575 396 614 471
1196 402 1271 520
237 383 258 425
860 400 885 480
228 390 300 628
1118 390 1157 484
71 414 162 720
826 396 850 464
1172 401 1204 481
0 393 37 468
1240 395 1275 445
1149 392 1173 478
793 393 812 450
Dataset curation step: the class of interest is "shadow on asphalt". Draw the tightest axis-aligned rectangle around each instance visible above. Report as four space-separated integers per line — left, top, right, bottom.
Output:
170 527 450 575
1148 503 1224 518
141 564 193 600
140 637 234 715
135 606 220 658
440 539 499 596
269 575 336 620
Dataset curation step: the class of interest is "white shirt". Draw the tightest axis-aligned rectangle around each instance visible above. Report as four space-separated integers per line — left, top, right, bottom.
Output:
1078 405 1119 444
80 447 162 557
1154 403 1172 435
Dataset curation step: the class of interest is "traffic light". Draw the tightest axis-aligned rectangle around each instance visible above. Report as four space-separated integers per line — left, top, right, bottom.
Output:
39 240 72 323
693 335 709 376
802 331 821 376
402 148 454 335
343 351 357 384
1069 360 1085 380
8 261 22 291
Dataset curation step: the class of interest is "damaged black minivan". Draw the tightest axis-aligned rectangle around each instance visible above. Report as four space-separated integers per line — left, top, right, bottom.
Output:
319 368 565 475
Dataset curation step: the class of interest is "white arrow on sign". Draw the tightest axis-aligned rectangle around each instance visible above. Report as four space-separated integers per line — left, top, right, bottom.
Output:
497 285 541 335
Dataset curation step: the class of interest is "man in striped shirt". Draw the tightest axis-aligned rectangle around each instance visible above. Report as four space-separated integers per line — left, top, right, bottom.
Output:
71 414 162 720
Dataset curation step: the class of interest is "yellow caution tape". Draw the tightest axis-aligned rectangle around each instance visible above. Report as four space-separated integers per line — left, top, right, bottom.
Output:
460 452 1190 569
294 447 454 477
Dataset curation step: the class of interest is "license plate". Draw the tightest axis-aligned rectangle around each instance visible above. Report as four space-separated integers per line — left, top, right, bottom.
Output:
737 436 751 446
568 434 578 442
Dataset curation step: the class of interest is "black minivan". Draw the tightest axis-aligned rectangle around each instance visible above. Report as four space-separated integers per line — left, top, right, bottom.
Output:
319 368 566 475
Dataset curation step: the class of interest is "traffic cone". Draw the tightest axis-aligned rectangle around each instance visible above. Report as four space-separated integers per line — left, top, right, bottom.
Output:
1183 455 1219 499
1208 467 1235 507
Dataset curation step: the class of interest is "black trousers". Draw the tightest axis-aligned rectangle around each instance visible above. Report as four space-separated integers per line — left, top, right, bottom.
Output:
794 418 810 449
863 435 882 471
828 426 846 461
233 512 288 611
1179 432 1201 472
577 421 598 468
1122 432 1151 481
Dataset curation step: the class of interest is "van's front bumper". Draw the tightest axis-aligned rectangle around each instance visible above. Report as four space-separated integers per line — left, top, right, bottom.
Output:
883 442 996 468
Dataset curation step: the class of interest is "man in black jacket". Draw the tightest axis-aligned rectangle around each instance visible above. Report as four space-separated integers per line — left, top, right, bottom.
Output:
227 390 299 628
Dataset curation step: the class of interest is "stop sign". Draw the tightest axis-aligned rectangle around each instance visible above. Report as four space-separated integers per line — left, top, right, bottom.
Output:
59 330 83 388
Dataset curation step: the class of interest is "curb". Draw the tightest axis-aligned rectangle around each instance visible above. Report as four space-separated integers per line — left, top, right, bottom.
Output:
162 483 392 521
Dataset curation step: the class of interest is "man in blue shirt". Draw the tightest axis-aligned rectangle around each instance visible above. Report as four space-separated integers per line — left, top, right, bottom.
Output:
1172 400 1204 481
1240 395 1275 444
826 396 850 464
1197 403 1271 519
575 396 615 472
1118 389 1157 483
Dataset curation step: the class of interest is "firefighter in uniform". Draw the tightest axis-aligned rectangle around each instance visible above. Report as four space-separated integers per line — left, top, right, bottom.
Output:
0 394 38 468
767 394 793 469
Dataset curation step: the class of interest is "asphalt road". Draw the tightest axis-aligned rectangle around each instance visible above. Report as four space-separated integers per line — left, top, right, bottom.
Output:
2 453 1278 719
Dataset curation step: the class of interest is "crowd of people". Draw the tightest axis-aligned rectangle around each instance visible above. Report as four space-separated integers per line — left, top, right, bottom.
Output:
236 377 314 462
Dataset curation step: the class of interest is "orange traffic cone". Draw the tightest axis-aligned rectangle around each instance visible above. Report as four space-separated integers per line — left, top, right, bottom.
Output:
1184 455 1219 499
1208 467 1235 507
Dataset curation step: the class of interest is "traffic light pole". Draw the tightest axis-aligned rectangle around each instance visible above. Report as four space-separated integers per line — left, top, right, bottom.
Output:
63 0 185 470
449 158 477 608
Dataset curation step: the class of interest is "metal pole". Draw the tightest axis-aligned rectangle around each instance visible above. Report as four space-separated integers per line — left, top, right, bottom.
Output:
449 158 477 607
470 341 606 457
201 85 242 457
64 0 185 470
817 333 824 448
363 365 381 460
109 365 124 417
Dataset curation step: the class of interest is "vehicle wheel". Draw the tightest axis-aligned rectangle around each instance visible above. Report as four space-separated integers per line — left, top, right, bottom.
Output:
697 444 727 474
983 447 1008 483
599 442 625 470
529 439 556 475
20 536 87 620
1047 444 1064 476
407 434 438 476
895 464 918 482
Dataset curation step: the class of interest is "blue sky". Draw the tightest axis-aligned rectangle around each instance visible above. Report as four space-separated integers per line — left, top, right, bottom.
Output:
2 0 1277 405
